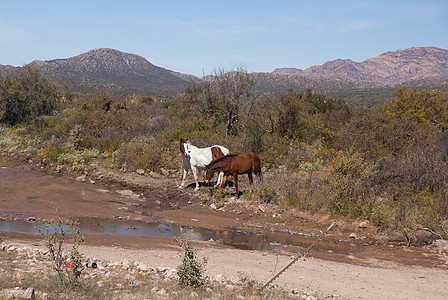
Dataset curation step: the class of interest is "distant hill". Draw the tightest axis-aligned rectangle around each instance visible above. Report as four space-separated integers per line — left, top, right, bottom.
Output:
1 48 195 95
267 47 448 89
0 47 447 99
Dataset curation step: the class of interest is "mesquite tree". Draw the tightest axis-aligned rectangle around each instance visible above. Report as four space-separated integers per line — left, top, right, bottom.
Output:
185 67 257 136
0 65 59 125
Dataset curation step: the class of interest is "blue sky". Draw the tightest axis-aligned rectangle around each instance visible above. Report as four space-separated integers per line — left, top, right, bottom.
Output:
0 0 447 77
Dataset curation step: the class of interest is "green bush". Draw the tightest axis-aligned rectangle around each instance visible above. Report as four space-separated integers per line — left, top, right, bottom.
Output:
321 151 377 218
175 238 207 288
0 65 59 125
114 136 177 174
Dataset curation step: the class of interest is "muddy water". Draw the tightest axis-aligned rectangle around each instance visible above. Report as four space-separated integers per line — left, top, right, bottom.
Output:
0 218 361 253
0 164 362 254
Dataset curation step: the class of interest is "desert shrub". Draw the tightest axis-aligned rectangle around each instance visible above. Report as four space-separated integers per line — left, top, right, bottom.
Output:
141 96 154 104
332 87 448 230
242 178 279 204
368 200 395 227
321 151 377 218
36 220 85 288
0 65 60 125
276 89 314 141
175 238 207 288
238 115 265 154
283 171 322 211
274 89 351 147
114 135 178 174
392 189 448 230
384 87 448 128
56 148 100 171
40 145 64 164
0 126 21 150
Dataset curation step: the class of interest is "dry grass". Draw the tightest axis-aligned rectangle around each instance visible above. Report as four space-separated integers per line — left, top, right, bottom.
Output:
0 247 302 300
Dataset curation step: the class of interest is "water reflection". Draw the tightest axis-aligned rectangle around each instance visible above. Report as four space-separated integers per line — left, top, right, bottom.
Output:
0 218 361 254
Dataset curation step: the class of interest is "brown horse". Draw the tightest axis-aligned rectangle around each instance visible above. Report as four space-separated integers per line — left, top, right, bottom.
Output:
204 152 262 196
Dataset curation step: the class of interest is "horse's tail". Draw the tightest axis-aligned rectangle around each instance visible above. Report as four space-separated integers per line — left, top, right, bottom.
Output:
251 152 262 180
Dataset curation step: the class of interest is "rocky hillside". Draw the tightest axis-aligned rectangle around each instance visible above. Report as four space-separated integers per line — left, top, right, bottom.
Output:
1 47 447 96
270 47 448 88
5 48 194 95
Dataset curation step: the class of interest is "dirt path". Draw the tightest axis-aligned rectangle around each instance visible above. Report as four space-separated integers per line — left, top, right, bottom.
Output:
1 153 448 299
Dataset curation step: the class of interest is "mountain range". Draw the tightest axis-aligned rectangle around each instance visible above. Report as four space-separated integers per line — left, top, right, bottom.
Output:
1 47 447 98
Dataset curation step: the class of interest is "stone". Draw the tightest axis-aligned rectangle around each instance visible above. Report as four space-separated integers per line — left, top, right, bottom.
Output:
137 263 150 272
212 274 224 282
164 268 177 278
156 288 167 296
22 287 35 300
359 221 369 228
190 291 199 298
156 266 167 273
349 233 358 239
16 273 25 281
117 190 139 198
75 175 86 182
415 229 438 245
430 240 448 253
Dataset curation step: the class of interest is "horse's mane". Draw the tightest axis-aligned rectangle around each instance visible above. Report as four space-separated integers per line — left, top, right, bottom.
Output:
207 154 236 168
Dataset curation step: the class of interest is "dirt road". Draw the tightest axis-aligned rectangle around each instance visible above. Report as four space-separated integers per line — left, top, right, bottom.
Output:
1 154 448 299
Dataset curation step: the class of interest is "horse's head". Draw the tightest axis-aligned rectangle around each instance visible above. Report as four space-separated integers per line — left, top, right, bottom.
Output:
179 138 191 157
204 168 215 184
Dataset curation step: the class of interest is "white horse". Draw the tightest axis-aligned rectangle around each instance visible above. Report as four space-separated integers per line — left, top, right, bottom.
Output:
179 138 229 191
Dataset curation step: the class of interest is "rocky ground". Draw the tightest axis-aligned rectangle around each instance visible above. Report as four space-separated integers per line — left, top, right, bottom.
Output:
0 240 322 300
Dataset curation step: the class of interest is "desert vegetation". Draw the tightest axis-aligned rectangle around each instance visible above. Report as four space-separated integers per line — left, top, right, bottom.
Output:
1 66 447 238
1 239 295 300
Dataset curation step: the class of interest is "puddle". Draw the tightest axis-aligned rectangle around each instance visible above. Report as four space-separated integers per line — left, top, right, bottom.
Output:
0 164 362 254
0 218 362 254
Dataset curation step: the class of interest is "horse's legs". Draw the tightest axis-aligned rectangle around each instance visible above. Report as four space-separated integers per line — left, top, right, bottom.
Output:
220 174 228 194
256 170 263 182
215 171 224 188
234 173 239 197
179 168 188 189
248 171 253 185
191 166 200 191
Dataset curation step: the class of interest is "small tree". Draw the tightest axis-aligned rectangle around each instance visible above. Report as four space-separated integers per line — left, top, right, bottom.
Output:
175 238 207 288
184 67 258 136
0 65 59 125
276 89 313 141
37 219 85 288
